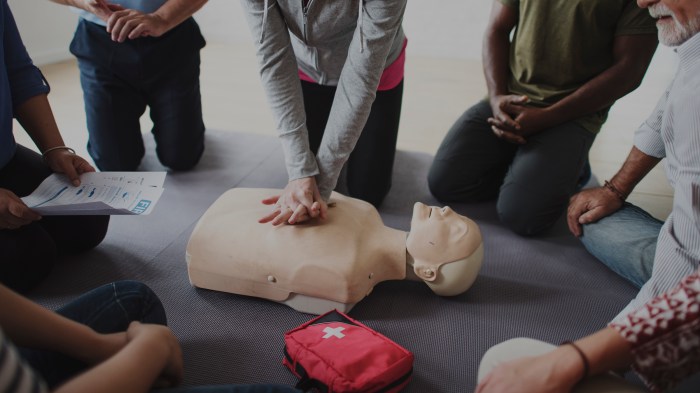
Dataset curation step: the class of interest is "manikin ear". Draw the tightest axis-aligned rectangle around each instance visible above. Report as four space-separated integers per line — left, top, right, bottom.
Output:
417 243 484 296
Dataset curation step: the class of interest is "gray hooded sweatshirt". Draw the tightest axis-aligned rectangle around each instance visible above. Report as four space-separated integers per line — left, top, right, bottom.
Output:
240 0 407 200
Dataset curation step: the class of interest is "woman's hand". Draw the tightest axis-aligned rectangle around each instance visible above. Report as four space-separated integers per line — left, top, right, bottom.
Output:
0 188 41 230
258 177 328 225
43 149 95 187
126 321 184 389
76 331 129 365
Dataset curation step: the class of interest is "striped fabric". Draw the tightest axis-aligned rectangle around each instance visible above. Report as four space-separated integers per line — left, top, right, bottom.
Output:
613 31 700 323
0 329 47 393
610 270 700 392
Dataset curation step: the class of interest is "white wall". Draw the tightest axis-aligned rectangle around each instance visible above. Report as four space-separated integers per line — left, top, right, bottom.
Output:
8 0 77 65
11 0 485 64
10 0 678 68
194 0 484 60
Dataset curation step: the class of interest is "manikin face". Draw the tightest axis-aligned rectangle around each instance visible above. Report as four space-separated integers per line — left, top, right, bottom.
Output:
638 0 700 46
406 203 475 268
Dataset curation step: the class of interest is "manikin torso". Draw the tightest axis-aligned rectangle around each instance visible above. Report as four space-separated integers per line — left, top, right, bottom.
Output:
186 188 483 314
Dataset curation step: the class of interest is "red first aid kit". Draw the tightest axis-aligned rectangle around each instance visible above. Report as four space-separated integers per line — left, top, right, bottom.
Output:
283 310 414 393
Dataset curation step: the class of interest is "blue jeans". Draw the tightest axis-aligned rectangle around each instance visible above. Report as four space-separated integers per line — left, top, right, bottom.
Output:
20 281 301 393
70 18 206 171
580 203 664 288
21 280 167 388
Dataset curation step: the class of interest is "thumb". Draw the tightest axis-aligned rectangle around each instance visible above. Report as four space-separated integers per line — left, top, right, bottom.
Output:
62 162 81 187
516 95 529 104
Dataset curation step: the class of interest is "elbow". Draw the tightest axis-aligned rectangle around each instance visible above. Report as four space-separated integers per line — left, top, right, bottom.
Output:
615 63 650 97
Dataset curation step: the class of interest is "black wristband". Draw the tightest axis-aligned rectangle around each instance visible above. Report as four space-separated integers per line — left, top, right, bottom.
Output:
561 341 590 381
604 180 626 202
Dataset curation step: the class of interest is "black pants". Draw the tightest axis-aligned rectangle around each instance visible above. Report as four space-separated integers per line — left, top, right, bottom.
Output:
0 146 110 292
428 100 595 236
301 79 403 207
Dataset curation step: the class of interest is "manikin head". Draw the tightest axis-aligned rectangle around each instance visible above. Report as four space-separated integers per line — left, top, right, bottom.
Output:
406 202 484 297
638 0 700 46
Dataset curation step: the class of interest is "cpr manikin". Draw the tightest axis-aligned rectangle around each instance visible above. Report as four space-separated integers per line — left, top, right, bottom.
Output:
186 188 484 314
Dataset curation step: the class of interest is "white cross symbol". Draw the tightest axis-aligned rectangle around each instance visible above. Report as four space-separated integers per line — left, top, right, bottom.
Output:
322 326 346 339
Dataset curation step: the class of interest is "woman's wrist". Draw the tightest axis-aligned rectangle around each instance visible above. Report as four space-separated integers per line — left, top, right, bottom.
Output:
74 330 128 364
42 145 75 160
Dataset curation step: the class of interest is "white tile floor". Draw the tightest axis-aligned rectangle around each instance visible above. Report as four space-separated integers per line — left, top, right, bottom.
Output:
14 41 674 220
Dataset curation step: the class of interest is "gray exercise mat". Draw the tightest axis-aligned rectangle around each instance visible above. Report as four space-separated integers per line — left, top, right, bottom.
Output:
27 131 699 392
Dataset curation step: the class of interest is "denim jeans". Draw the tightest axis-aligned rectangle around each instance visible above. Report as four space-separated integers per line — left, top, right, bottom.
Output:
20 281 301 393
580 203 664 288
21 280 167 388
70 18 206 171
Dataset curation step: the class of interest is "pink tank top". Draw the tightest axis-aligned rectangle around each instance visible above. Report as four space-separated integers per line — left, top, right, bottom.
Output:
298 39 407 92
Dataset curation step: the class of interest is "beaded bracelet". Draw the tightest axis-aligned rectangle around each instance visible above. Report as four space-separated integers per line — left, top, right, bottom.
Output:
561 341 590 381
604 180 626 202
42 146 76 160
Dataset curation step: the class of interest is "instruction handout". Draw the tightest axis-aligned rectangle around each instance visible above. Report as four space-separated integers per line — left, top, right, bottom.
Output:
21 172 166 215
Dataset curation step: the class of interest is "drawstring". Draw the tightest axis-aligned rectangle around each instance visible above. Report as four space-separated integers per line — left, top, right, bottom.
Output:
358 0 364 53
260 0 269 43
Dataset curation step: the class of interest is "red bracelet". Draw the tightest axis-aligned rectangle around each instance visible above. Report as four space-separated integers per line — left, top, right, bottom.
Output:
604 180 626 202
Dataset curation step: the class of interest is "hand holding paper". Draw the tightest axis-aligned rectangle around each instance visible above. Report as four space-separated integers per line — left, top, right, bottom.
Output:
21 172 166 216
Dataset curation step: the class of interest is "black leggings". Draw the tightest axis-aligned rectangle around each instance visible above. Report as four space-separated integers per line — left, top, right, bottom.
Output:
0 146 110 292
301 79 403 207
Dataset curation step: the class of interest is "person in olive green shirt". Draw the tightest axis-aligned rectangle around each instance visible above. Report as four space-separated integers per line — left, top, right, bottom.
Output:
428 0 658 236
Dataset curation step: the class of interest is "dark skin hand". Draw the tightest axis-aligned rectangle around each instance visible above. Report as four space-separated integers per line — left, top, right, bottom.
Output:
483 1 657 144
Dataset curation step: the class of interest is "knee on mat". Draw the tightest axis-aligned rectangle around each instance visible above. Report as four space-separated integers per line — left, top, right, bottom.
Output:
93 154 142 172
0 232 57 292
2 260 55 293
158 146 203 172
348 185 390 208
428 164 461 202
62 216 110 254
111 280 168 325
427 171 480 203
497 201 558 236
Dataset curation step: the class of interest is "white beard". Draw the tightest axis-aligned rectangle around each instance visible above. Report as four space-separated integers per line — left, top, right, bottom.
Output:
649 4 700 46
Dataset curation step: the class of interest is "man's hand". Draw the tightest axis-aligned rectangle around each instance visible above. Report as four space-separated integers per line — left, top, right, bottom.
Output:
0 189 41 230
488 94 529 142
488 96 555 144
43 149 95 187
258 177 328 226
567 187 624 237
107 10 169 42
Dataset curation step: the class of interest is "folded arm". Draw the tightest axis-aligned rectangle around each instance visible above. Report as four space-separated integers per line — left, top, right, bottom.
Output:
0 284 183 393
